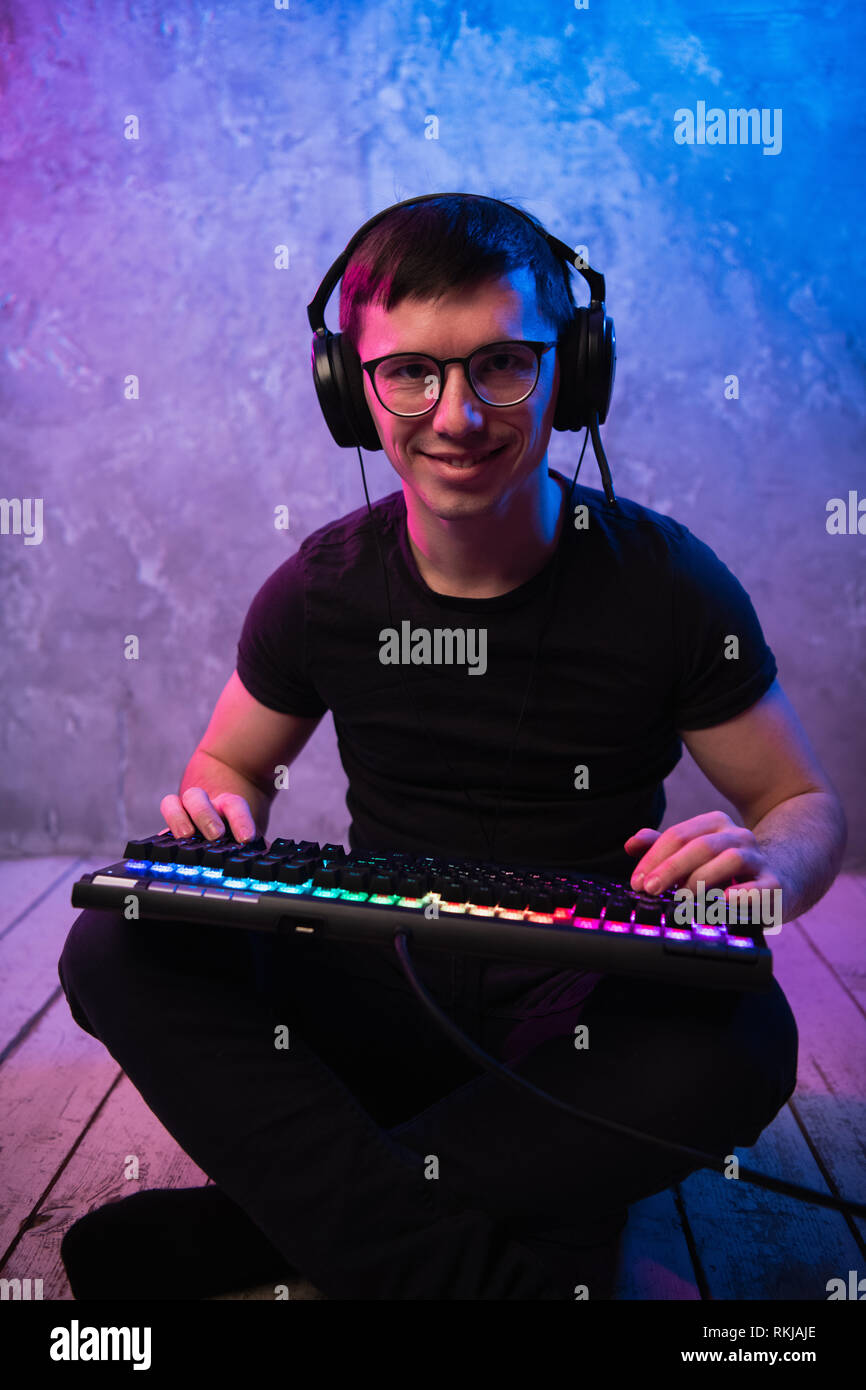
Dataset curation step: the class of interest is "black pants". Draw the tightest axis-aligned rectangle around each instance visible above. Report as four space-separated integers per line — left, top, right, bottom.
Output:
57 908 798 1300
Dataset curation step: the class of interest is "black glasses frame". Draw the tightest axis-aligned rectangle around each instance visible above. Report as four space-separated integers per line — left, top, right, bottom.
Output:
360 339 557 416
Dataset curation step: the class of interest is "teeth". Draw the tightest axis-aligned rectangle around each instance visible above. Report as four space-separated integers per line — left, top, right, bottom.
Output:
433 449 497 468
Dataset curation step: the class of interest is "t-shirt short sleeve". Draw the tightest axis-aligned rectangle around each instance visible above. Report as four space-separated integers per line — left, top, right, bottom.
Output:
236 550 328 718
670 525 777 731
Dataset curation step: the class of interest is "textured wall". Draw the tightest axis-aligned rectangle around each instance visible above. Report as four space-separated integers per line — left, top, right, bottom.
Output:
1 0 863 864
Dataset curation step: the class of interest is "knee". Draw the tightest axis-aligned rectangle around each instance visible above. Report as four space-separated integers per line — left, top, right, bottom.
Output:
626 979 799 1152
58 904 258 1019
60 906 124 979
58 908 140 1024
716 982 799 1148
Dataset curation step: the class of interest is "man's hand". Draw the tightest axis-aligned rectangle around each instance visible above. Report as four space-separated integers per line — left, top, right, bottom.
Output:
160 786 259 844
624 810 787 905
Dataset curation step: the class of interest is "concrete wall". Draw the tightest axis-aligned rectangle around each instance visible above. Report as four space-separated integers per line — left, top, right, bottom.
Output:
1 0 863 865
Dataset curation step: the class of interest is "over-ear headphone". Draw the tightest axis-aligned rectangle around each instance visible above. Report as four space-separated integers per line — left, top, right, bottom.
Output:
305 192 616 456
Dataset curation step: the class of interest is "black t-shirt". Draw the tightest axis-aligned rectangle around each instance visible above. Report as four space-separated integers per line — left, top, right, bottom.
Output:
236 468 777 882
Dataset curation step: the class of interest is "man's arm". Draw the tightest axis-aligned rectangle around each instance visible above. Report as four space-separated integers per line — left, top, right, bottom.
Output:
161 670 324 842
735 789 847 921
626 679 847 922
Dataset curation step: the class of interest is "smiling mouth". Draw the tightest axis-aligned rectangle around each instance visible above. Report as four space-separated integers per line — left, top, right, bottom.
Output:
423 444 507 468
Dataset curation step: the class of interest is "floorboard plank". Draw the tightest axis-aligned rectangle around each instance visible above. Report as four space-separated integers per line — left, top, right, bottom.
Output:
0 859 105 1057
678 1102 861 1300
771 914 866 1247
0 998 120 1259
6 1072 211 1300
615 1188 701 1300
0 858 84 939
793 874 866 1013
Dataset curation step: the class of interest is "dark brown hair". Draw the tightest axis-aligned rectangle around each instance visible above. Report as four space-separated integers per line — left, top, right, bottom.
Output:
338 194 576 352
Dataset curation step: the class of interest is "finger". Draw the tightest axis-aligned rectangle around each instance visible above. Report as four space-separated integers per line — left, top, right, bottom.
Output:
211 792 257 844
179 787 226 840
628 823 695 887
675 843 765 897
659 844 764 899
668 810 737 839
159 793 196 840
720 874 780 899
720 875 786 933
624 828 660 855
629 819 743 891
624 829 661 885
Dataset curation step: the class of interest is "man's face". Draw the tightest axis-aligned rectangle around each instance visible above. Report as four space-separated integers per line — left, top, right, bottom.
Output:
354 266 561 519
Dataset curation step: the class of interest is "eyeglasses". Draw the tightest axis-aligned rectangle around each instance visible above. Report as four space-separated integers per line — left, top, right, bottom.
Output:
360 340 557 417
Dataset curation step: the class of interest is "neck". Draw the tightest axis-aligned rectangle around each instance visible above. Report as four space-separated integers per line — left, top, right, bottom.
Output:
405 466 567 599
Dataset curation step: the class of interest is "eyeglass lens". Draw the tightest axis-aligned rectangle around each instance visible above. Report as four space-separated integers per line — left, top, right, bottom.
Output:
373 343 541 415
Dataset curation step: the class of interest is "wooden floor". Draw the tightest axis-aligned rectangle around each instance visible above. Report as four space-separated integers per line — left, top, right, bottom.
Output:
1 855 864 1301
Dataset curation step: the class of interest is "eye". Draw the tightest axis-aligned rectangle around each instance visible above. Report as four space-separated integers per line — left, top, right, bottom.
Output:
377 356 433 382
472 345 537 378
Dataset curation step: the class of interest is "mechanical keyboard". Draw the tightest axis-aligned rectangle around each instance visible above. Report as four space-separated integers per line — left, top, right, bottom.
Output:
70 829 773 991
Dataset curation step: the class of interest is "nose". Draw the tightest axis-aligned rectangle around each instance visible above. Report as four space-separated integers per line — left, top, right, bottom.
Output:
429 362 486 434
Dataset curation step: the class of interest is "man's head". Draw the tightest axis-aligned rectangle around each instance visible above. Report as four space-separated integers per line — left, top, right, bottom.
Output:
339 196 576 521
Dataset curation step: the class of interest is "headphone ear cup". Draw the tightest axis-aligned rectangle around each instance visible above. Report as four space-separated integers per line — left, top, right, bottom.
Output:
310 331 382 450
600 311 615 424
552 313 583 432
310 332 355 447
552 307 616 431
585 304 616 425
336 336 382 451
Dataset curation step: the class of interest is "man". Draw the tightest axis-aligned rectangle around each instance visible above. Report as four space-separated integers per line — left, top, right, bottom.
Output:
58 195 846 1301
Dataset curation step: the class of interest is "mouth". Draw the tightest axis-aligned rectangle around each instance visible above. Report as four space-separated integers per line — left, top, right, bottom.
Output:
421 443 508 471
